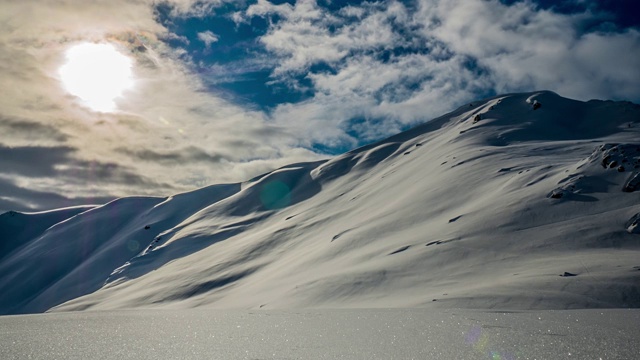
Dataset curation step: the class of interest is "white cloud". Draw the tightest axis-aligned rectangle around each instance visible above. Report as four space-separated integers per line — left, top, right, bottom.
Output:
245 0 400 76
158 0 241 18
240 0 640 146
415 0 640 101
272 52 483 144
197 30 219 48
240 1 483 143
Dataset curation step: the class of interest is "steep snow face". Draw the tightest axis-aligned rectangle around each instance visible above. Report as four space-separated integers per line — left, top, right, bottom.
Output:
0 206 95 262
2 91 639 315
0 185 240 314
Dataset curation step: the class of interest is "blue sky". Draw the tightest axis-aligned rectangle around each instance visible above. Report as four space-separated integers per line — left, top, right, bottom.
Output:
159 0 639 118
156 0 640 152
0 0 639 212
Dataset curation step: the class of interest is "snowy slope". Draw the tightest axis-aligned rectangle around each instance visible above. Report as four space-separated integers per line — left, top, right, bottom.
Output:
1 91 639 315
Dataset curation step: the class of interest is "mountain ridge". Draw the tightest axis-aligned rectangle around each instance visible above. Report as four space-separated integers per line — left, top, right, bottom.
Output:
1 91 639 315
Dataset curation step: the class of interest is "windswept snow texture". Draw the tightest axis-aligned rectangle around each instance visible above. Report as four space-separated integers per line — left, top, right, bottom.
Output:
2 91 640 315
2 309 639 360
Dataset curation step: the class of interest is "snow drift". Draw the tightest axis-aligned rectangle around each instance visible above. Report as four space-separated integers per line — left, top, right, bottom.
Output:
1 91 639 315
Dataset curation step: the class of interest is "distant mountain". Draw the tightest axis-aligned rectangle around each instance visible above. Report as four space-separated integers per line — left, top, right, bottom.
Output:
1 91 639 315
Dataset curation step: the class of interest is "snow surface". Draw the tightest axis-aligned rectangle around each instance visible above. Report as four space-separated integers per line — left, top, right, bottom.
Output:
1 91 640 315
1 308 638 359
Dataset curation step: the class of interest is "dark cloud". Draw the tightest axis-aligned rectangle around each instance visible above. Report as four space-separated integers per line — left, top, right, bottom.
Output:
0 143 172 202
0 116 68 142
0 145 74 178
0 176 113 213
219 139 263 150
57 160 173 189
116 146 227 164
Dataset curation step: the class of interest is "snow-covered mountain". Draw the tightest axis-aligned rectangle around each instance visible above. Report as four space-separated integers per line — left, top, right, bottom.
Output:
2 91 639 315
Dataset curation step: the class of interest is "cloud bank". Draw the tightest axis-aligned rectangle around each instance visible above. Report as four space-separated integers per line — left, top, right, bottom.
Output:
240 0 640 146
0 0 319 212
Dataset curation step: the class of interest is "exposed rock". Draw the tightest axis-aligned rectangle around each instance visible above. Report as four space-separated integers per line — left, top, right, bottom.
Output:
549 191 564 199
594 144 640 174
626 213 640 234
623 172 640 192
389 246 411 255
448 215 462 223
560 272 577 277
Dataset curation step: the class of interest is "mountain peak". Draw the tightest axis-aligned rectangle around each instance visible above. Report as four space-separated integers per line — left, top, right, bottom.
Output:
2 92 639 314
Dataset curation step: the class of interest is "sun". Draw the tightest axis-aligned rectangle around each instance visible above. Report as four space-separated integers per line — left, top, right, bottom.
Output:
59 43 134 112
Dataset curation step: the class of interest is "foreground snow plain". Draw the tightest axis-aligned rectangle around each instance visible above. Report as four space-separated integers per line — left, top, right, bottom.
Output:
2 308 639 359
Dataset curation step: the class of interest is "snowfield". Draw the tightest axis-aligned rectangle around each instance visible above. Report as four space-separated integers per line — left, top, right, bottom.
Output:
1 91 639 316
2 308 639 359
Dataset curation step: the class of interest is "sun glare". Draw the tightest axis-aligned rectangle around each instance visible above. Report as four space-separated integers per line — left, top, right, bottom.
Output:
59 43 134 112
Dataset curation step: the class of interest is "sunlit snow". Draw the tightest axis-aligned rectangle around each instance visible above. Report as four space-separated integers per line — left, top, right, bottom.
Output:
2 91 638 316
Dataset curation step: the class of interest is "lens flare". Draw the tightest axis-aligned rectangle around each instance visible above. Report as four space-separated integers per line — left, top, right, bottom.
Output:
464 325 516 360
127 240 140 252
260 181 291 210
